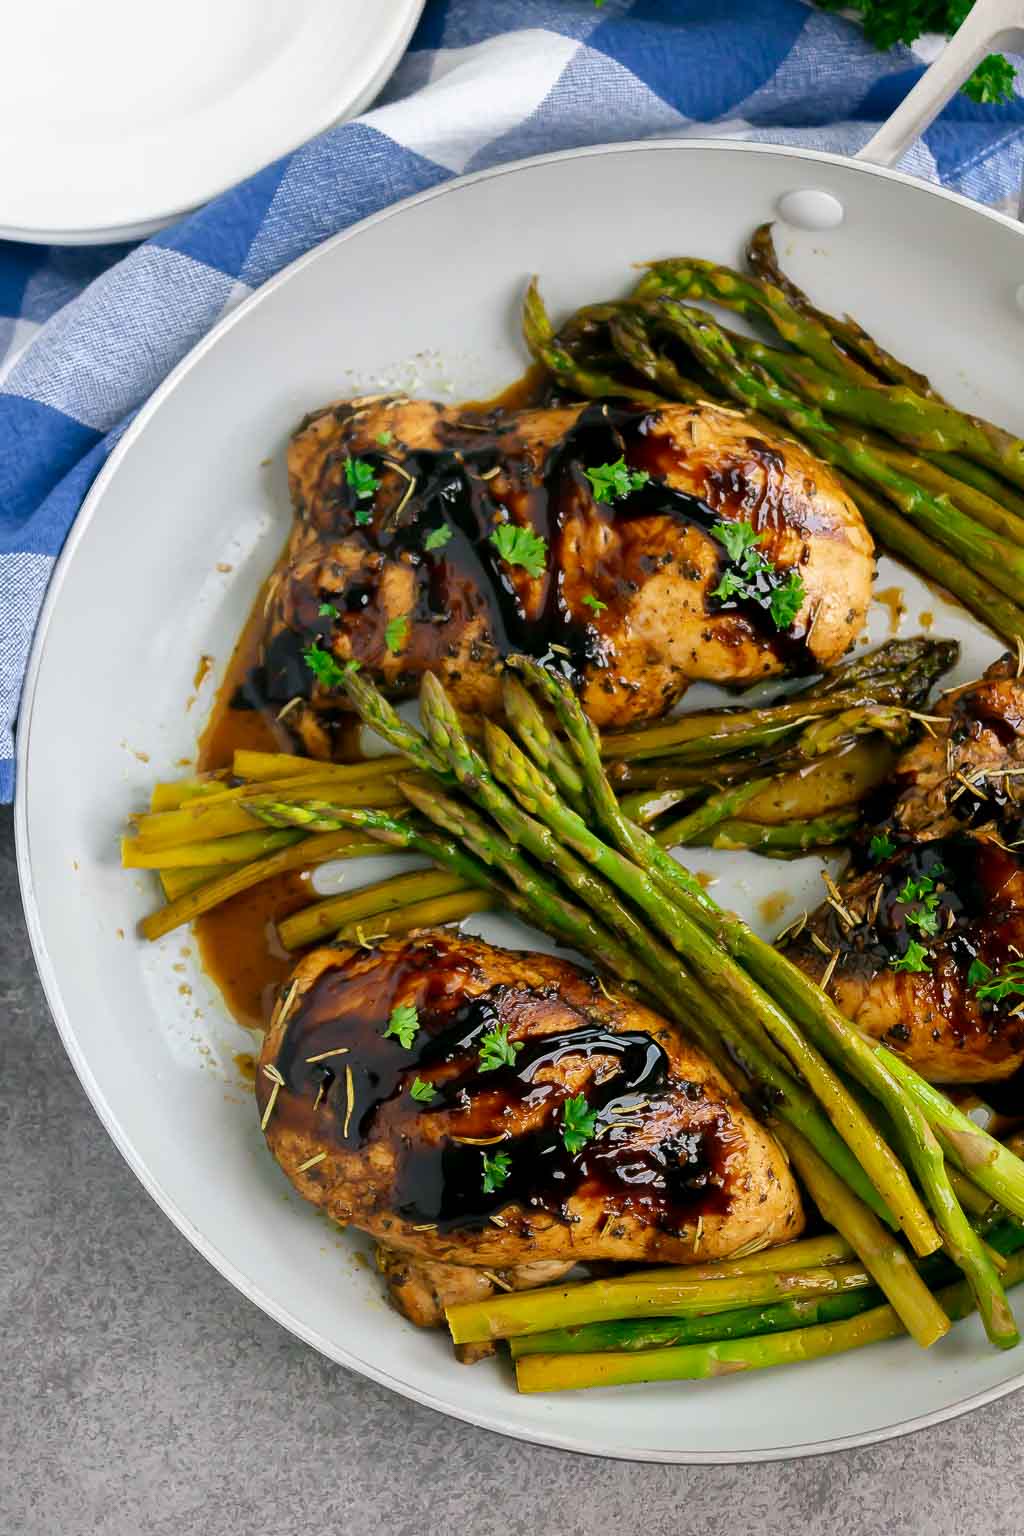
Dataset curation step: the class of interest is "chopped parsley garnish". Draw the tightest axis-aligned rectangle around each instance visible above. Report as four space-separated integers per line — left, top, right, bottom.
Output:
478 1021 523 1073
964 52 1016 105
383 1002 419 1049
768 571 806 630
354 506 373 527
584 458 650 504
891 940 932 974
318 601 340 619
905 897 941 938
890 872 939 903
968 957 992 990
490 523 548 578
708 520 805 632
409 1077 435 1103
376 430 394 446
582 593 608 616
712 520 763 566
969 958 1024 1007
424 524 453 552
869 832 896 863
344 455 380 501
561 1094 598 1156
894 867 945 939
481 1150 512 1195
384 613 409 655
303 640 357 690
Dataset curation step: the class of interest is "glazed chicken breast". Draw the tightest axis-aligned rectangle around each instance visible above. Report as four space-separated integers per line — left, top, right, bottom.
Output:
254 395 874 745
256 932 804 1291
786 655 1024 1083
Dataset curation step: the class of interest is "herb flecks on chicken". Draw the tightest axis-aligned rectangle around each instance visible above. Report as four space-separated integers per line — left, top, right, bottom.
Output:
256 931 804 1286
786 655 1024 1083
256 394 873 749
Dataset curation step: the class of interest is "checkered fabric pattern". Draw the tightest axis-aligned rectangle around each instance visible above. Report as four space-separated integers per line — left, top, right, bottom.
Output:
2 0 1023 799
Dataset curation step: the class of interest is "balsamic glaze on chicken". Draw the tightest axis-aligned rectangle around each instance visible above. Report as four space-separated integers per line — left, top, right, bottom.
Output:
787 655 1024 1083
253 395 874 749
256 933 804 1300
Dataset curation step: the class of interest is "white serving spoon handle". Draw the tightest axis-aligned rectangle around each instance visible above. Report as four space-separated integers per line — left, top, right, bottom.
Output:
857 0 1024 169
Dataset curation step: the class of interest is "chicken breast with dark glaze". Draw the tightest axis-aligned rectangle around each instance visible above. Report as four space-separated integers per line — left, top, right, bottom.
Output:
256 395 874 742
256 931 804 1275
786 655 1024 1084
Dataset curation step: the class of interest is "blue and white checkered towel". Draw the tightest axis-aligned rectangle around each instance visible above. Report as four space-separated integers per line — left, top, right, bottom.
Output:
2 0 1023 800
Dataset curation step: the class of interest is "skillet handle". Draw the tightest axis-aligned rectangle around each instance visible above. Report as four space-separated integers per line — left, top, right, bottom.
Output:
857 0 1024 168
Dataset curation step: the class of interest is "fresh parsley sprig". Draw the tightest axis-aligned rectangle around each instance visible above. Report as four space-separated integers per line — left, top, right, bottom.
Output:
561 1094 598 1156
409 1077 435 1103
478 1021 523 1073
969 958 1024 1007
384 1002 419 1049
490 523 548 577
582 593 608 616
891 940 932 974
869 832 895 863
384 614 409 655
424 524 453 552
895 866 945 939
813 0 1015 105
303 641 359 690
344 455 380 501
481 1150 512 1194
708 520 806 633
584 457 650 504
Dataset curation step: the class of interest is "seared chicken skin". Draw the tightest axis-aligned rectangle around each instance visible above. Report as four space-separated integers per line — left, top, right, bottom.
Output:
256 396 873 741
256 932 804 1286
787 655 1024 1083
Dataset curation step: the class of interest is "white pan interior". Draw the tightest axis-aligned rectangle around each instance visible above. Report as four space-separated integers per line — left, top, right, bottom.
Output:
15 141 1024 1461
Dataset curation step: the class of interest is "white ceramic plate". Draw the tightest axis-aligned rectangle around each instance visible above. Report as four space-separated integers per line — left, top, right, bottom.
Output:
16 141 1024 1461
0 0 425 244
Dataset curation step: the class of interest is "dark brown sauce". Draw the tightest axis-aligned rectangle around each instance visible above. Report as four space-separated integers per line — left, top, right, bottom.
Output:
193 593 339 1031
273 938 735 1236
250 401 815 721
197 870 311 1033
813 833 1024 1055
460 362 551 414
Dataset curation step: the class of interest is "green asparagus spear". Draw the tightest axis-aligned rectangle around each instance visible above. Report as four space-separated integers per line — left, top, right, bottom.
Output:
650 777 775 847
523 279 658 403
778 1124 1013 1351
750 339 1024 489
878 1051 1024 1223
745 222 942 398
506 656 948 1260
637 259 1024 489
410 672 886 1204
685 812 860 854
927 451 1024 521
600 644 956 762
277 867 471 951
448 1261 882 1344
850 431 1024 548
652 298 1024 611
837 473 1024 648
604 306 711 405
501 675 588 814
513 1247 1024 1392
395 776 659 998
478 710 929 1251
511 1288 885 1358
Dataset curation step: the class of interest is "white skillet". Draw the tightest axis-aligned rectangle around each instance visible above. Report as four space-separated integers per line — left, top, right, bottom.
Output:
0 0 426 244
15 3 1024 1461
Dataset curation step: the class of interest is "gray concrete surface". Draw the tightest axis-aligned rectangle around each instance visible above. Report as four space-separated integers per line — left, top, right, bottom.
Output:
2 804 1022 1536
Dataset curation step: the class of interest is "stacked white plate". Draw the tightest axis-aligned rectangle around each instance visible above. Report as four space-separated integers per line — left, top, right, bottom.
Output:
0 0 425 243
